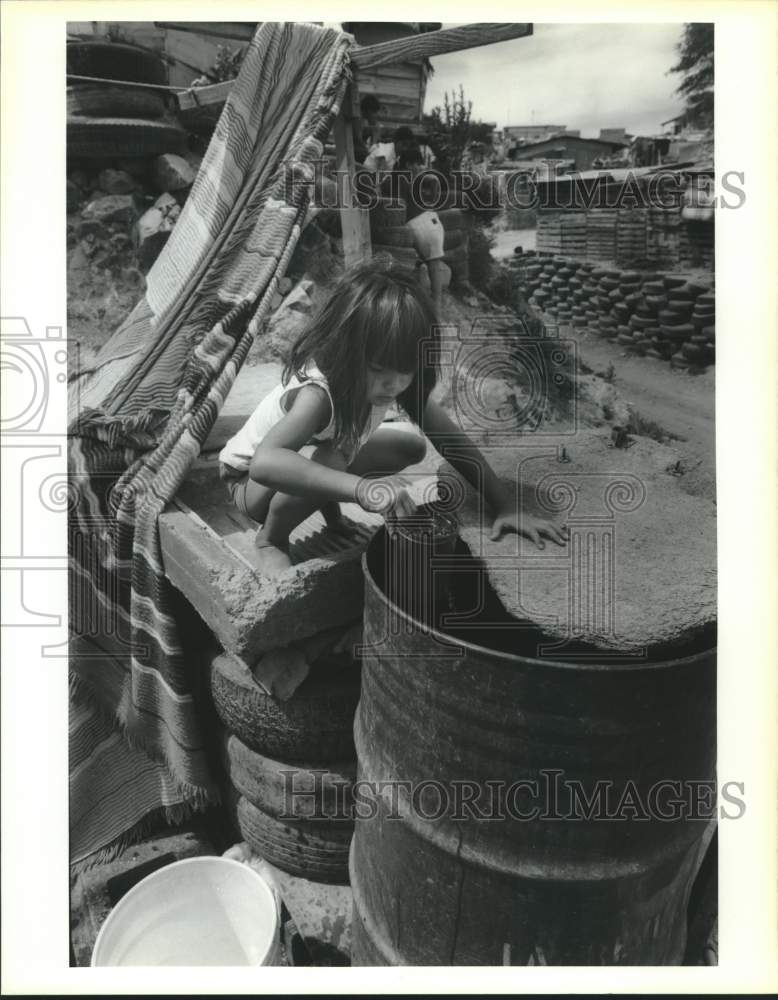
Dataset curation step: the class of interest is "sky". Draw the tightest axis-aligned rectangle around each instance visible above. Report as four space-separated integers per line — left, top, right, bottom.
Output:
424 23 687 137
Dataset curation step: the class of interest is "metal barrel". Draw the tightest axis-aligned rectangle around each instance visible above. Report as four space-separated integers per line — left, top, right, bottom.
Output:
350 527 717 966
385 510 458 626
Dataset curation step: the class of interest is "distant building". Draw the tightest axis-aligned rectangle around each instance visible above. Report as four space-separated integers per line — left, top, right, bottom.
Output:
504 124 567 145
599 127 628 144
509 134 627 172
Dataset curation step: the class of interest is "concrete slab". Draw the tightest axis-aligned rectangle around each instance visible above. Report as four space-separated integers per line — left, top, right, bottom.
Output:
245 854 353 965
445 428 716 653
160 440 440 662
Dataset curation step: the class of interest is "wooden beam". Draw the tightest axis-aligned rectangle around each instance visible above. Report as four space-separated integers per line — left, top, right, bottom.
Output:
351 23 533 70
155 21 258 42
333 84 372 269
177 79 235 112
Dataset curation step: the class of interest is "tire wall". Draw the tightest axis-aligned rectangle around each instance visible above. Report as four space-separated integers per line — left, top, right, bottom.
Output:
515 254 715 370
536 205 714 272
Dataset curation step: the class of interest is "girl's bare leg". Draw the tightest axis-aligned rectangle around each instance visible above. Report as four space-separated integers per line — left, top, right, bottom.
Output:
348 426 427 477
255 444 348 576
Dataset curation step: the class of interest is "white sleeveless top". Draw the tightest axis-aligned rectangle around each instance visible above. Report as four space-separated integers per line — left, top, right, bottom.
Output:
219 362 391 472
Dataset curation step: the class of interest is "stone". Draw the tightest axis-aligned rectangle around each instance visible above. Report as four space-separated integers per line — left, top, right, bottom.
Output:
120 266 145 287
67 179 82 212
81 194 136 225
76 217 109 240
117 157 150 179
183 150 203 173
278 276 293 295
68 167 90 191
266 279 315 360
135 206 164 243
154 191 179 214
67 243 90 273
110 232 132 251
135 196 180 271
97 168 136 195
154 153 196 192
284 279 315 313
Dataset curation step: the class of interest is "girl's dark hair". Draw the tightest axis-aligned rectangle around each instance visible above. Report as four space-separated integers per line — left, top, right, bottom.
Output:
283 262 439 454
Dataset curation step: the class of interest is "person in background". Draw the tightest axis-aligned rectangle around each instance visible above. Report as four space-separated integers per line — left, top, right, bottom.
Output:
417 132 436 170
354 93 382 164
383 127 448 309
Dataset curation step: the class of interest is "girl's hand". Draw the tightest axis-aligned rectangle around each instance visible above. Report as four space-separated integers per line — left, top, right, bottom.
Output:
490 510 569 549
356 475 416 519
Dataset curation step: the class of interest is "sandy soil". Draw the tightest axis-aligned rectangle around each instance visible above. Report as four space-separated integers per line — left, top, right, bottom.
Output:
490 227 537 260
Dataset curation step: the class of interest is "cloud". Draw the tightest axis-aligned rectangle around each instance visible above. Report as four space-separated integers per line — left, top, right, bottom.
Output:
424 23 688 136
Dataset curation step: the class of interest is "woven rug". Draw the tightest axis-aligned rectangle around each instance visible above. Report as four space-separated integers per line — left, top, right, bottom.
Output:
67 22 352 868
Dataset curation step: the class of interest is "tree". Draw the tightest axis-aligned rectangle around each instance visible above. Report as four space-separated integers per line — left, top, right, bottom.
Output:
669 24 714 130
422 85 492 176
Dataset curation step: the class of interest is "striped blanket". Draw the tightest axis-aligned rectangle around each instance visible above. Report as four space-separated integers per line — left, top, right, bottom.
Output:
68 23 352 867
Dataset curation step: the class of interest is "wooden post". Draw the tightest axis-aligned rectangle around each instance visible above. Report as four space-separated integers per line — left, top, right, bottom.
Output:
333 83 372 269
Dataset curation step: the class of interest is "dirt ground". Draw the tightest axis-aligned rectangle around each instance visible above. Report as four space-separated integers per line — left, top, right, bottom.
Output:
490 226 537 259
481 224 716 500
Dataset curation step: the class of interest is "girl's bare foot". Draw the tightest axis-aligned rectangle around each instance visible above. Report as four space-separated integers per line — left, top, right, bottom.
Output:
320 500 350 535
255 529 292 577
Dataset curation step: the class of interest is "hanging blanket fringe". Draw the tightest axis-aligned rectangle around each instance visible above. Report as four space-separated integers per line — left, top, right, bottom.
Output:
68 22 352 866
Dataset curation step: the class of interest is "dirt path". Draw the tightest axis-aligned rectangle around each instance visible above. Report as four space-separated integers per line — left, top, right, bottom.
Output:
491 227 537 260
554 320 716 501
564 324 715 453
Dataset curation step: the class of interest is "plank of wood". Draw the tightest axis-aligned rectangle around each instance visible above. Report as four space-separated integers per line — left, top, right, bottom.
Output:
155 21 259 42
351 23 533 70
177 79 236 112
358 72 423 97
334 85 372 269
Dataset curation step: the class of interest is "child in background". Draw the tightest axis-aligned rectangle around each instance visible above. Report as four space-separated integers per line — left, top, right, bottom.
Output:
219 263 567 576
354 93 382 164
384 127 447 308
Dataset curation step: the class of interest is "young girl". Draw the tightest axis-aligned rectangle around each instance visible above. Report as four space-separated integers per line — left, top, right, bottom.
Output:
219 262 568 576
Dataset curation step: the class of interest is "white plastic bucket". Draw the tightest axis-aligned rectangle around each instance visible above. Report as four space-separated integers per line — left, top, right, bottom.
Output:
91 856 280 966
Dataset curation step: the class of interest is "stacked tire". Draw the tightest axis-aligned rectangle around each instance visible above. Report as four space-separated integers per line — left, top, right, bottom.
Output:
670 281 715 369
520 255 715 370
438 208 471 286
370 198 418 269
67 39 187 160
210 649 361 884
585 209 618 260
616 207 649 267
